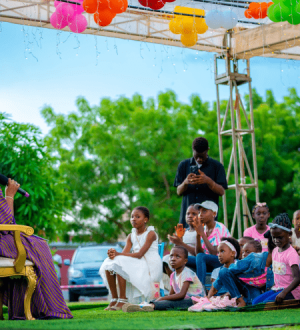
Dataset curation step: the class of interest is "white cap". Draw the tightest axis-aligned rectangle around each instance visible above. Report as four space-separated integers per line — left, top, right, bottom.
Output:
195 201 218 213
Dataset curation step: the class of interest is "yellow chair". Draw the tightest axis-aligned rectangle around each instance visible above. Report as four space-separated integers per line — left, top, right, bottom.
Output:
0 224 37 320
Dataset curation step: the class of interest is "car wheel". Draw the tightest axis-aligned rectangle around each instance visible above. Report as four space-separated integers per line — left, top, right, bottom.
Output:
69 291 80 302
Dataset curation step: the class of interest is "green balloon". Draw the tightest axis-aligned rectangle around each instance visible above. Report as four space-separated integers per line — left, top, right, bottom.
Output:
268 5 282 22
287 8 300 24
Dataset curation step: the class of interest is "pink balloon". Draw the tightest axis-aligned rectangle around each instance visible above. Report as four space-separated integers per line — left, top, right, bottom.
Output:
50 12 68 29
68 14 87 33
56 3 75 22
73 3 84 14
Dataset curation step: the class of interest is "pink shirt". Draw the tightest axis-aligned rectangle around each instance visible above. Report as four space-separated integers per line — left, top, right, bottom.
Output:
201 221 230 254
243 225 270 252
272 246 300 299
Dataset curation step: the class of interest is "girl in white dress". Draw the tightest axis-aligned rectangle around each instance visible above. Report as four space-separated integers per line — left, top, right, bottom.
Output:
100 206 162 311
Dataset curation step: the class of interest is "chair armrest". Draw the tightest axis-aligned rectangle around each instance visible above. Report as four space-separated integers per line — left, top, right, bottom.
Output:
0 225 34 273
0 225 34 236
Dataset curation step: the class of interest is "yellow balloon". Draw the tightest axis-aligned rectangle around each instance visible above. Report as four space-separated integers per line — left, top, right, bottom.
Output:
169 18 183 34
182 18 196 34
195 19 208 34
181 32 198 47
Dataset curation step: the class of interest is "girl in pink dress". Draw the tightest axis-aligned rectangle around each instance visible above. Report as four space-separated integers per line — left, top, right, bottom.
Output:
252 213 300 304
243 203 270 252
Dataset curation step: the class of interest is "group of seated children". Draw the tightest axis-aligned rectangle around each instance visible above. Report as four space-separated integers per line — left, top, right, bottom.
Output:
99 202 300 313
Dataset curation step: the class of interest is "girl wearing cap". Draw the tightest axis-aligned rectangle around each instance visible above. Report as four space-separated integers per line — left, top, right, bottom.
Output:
191 201 230 287
243 202 270 252
252 213 300 304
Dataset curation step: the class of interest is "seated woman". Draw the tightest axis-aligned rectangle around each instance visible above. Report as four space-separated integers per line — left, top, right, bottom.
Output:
0 178 72 320
191 201 230 287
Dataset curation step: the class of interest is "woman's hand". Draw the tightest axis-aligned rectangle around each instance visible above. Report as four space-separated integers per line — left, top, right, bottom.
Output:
5 178 20 199
107 248 117 259
168 234 183 245
193 216 204 236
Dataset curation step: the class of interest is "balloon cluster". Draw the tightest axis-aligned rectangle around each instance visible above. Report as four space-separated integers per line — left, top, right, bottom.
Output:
83 0 128 27
138 0 174 10
244 2 272 19
50 0 88 33
205 10 238 29
267 0 300 25
169 6 208 47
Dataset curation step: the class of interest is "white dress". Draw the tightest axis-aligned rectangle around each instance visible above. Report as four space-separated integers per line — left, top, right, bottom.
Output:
100 226 162 303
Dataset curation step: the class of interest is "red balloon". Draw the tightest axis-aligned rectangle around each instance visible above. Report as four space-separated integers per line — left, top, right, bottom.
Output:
149 0 165 9
244 9 252 18
138 0 148 6
94 10 116 26
110 0 128 13
83 0 97 13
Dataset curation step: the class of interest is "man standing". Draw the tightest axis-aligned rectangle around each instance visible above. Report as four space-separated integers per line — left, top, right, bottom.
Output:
174 137 227 227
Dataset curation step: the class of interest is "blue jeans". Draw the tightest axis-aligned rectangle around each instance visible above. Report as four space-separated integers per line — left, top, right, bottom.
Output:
190 253 222 286
214 267 262 305
252 290 294 305
151 298 193 310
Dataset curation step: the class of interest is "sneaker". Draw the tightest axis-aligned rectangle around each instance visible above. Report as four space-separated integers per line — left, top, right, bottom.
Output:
204 296 237 311
188 297 211 312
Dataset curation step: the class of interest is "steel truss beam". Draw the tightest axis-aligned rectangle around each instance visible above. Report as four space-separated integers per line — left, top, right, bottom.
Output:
215 48 259 236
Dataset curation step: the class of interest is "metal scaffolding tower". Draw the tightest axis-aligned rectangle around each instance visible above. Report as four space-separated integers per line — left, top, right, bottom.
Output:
215 34 259 237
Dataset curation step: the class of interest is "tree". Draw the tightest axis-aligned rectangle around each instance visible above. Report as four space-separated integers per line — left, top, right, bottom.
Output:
0 113 69 239
41 91 211 242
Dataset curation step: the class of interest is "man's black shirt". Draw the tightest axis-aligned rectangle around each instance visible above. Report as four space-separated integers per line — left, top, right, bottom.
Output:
173 156 228 227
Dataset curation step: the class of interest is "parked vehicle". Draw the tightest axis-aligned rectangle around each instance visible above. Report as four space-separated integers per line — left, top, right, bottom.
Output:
64 244 122 302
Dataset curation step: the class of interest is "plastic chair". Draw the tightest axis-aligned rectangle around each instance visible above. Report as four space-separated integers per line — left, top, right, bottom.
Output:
158 242 165 297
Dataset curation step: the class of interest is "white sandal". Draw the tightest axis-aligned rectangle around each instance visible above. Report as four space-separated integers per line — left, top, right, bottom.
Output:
110 298 128 311
105 298 118 311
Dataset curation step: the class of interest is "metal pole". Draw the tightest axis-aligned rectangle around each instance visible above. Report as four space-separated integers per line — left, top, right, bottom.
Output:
247 60 259 203
229 77 242 238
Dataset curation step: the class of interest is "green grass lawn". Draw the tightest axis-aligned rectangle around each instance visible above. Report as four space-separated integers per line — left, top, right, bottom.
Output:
2 302 300 330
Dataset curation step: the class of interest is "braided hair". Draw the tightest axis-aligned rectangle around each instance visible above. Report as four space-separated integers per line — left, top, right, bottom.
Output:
252 202 269 215
272 213 292 230
134 206 150 220
264 230 276 253
192 137 209 153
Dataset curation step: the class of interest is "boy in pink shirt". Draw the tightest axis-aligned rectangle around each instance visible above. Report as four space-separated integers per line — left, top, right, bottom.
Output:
252 213 300 304
243 202 270 252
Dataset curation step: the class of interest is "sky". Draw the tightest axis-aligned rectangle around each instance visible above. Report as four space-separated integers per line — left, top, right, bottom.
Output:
1 21 300 134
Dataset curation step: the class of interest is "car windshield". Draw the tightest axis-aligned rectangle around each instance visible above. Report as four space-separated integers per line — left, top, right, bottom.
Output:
73 248 112 264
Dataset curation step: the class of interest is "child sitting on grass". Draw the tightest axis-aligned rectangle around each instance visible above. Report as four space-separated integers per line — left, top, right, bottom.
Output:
252 213 300 304
189 237 240 311
100 206 162 311
122 246 205 312
163 204 198 276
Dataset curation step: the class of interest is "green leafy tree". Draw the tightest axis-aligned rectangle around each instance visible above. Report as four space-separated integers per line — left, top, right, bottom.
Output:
0 113 69 239
41 91 211 242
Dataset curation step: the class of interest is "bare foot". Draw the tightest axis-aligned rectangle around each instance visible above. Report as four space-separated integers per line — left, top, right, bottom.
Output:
236 297 246 308
105 300 118 311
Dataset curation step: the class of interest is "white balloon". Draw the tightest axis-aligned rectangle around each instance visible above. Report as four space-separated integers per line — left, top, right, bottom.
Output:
205 10 222 29
221 10 238 30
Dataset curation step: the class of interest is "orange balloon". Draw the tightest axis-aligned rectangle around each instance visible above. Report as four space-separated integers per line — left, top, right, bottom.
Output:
244 9 252 18
97 0 110 11
94 10 116 26
109 0 128 13
83 0 97 13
